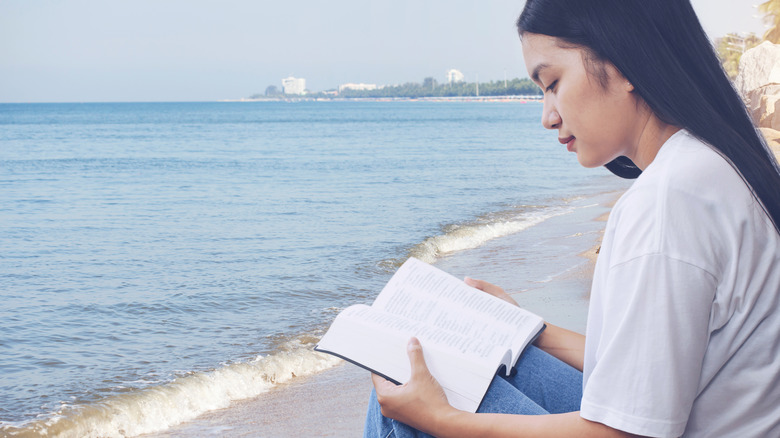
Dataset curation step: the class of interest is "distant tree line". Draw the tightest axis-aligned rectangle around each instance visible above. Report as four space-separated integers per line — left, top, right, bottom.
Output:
334 77 540 99
249 77 541 100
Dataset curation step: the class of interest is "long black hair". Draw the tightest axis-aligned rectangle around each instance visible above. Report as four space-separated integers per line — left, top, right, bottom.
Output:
518 0 780 233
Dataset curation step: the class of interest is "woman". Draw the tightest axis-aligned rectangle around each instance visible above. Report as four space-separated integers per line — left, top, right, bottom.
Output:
364 0 780 437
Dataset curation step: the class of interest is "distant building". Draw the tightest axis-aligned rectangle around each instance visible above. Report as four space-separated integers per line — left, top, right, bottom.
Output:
338 83 378 93
282 76 306 95
447 69 465 84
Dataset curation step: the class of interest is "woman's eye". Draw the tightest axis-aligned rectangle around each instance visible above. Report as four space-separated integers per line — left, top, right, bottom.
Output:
545 80 558 93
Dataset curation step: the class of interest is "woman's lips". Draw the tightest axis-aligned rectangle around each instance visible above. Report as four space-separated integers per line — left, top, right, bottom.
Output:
558 135 575 151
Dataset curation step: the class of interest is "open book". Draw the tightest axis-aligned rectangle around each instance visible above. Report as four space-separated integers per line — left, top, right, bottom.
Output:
315 257 545 413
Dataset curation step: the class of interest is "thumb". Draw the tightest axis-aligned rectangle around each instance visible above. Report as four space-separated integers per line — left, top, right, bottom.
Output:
407 337 431 379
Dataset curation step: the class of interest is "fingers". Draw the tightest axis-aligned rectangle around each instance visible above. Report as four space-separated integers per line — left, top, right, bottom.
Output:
464 276 503 294
464 277 519 306
371 337 431 394
407 337 431 379
372 337 453 428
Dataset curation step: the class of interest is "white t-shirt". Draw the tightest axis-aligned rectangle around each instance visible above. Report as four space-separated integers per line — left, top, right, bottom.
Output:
580 130 780 437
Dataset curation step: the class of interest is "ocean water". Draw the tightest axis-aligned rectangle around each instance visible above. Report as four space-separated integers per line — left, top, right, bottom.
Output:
1 101 622 437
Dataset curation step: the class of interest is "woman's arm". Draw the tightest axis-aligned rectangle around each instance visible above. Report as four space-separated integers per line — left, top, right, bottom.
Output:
534 324 585 371
464 278 585 371
373 338 632 438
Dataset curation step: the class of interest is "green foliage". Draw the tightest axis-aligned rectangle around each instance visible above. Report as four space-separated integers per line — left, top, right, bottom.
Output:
716 33 760 79
331 78 541 99
713 1 780 80
759 0 780 43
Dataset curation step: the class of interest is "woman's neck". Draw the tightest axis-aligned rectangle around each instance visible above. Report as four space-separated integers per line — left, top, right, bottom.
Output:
631 113 680 170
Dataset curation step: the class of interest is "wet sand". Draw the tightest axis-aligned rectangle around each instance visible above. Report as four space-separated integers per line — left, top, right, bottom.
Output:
151 363 370 437
148 190 622 437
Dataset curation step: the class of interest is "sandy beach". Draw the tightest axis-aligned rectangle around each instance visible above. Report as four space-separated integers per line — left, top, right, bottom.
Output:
148 190 620 437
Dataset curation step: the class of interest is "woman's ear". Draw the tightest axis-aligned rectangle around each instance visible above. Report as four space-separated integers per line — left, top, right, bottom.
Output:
625 80 635 93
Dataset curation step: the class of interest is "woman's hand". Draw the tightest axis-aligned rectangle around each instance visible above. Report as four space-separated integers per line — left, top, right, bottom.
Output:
371 337 456 433
464 277 519 306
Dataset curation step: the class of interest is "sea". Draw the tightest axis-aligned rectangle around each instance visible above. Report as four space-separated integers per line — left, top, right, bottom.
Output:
0 101 628 437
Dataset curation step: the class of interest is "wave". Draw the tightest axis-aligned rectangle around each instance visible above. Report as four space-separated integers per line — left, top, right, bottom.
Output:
408 206 572 264
1 336 341 438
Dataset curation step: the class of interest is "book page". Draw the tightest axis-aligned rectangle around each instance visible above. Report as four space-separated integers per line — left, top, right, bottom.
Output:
373 258 543 365
315 304 507 412
334 305 509 363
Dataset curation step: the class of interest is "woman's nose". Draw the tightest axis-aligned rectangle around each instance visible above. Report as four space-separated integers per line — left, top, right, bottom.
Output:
542 100 561 130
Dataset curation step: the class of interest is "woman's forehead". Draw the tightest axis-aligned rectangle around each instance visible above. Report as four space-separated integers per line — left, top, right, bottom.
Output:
521 33 583 80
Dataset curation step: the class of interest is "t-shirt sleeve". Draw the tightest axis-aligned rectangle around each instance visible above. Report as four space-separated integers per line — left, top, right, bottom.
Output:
580 254 717 437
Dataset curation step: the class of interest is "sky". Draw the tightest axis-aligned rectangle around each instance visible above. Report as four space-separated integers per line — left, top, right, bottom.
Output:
0 0 768 103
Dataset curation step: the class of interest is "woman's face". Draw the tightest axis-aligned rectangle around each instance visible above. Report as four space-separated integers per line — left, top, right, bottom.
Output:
521 33 648 168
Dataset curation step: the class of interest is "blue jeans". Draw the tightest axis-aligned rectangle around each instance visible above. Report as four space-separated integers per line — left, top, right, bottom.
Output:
363 345 582 437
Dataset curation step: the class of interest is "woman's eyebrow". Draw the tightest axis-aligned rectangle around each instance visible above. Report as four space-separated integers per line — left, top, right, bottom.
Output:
531 63 550 84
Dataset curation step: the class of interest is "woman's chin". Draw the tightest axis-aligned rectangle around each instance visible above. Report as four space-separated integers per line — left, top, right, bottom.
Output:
575 155 604 169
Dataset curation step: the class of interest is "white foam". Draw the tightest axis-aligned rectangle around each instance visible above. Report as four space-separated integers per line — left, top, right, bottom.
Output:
2 337 341 438
409 207 571 264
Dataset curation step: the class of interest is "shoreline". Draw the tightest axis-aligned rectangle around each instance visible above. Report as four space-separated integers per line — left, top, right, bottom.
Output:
148 190 620 437
219 95 543 103
148 363 370 438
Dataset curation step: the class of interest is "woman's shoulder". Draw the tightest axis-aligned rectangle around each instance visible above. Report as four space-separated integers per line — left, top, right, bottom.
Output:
618 130 752 214
643 130 744 193
607 130 772 272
